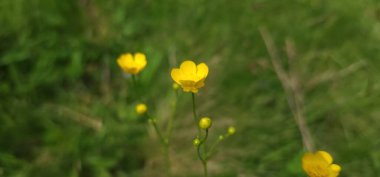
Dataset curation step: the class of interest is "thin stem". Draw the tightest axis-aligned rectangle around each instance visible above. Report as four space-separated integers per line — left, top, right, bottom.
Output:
131 74 141 100
197 129 209 177
149 118 167 146
164 144 171 177
148 117 171 176
206 137 223 160
163 90 179 177
192 93 201 136
203 161 208 177
166 90 178 139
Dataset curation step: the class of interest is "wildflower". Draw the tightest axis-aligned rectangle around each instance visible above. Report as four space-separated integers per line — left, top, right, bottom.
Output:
227 126 236 135
172 83 179 90
117 53 147 74
199 117 212 129
171 60 209 93
136 103 148 115
193 138 201 146
302 151 341 177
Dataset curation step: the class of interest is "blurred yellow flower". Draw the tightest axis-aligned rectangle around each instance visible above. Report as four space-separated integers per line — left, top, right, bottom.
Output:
171 60 208 93
117 53 147 74
302 151 341 177
136 103 148 115
199 117 212 129
227 126 236 135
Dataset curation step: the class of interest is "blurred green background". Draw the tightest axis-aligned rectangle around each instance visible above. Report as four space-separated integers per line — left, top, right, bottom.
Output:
1 0 380 176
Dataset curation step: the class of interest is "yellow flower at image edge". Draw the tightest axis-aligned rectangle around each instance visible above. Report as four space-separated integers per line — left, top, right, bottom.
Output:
136 103 148 115
171 60 208 93
117 53 147 74
302 151 341 177
199 117 212 129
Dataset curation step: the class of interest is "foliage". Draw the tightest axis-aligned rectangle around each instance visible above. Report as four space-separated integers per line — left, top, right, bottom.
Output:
1 0 380 176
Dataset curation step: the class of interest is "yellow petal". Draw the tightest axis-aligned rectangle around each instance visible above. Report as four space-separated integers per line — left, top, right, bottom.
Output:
171 69 182 84
330 164 341 173
195 78 205 88
117 53 134 68
134 53 147 69
180 80 195 88
182 87 192 92
180 60 197 74
328 164 341 177
191 88 198 93
302 152 330 177
317 151 333 164
197 63 209 78
302 152 314 170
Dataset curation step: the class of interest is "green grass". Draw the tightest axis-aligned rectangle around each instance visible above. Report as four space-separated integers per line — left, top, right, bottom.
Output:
1 0 380 176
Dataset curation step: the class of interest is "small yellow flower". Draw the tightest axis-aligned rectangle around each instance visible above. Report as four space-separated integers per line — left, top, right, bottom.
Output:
171 60 209 93
302 151 341 177
199 117 212 129
193 138 200 146
135 103 148 115
227 126 236 135
117 53 147 74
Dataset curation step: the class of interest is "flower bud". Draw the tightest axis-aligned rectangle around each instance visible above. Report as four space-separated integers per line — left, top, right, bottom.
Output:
227 126 236 135
172 83 179 90
193 138 200 146
199 117 212 129
136 103 147 115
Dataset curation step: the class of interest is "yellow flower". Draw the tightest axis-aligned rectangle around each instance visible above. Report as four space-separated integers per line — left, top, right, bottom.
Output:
227 126 236 135
302 151 341 177
117 53 147 74
135 103 148 115
171 60 209 93
199 117 212 129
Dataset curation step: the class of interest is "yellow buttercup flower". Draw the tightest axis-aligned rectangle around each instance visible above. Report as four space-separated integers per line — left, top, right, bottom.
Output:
117 53 147 74
171 60 208 93
302 151 341 177
199 117 212 129
135 103 148 115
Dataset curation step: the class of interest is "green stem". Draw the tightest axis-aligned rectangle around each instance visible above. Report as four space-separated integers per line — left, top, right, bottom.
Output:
166 90 178 139
149 117 171 176
205 137 223 160
149 118 167 146
147 111 172 175
131 74 141 100
164 144 171 177
163 90 179 177
197 129 209 177
192 93 201 136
